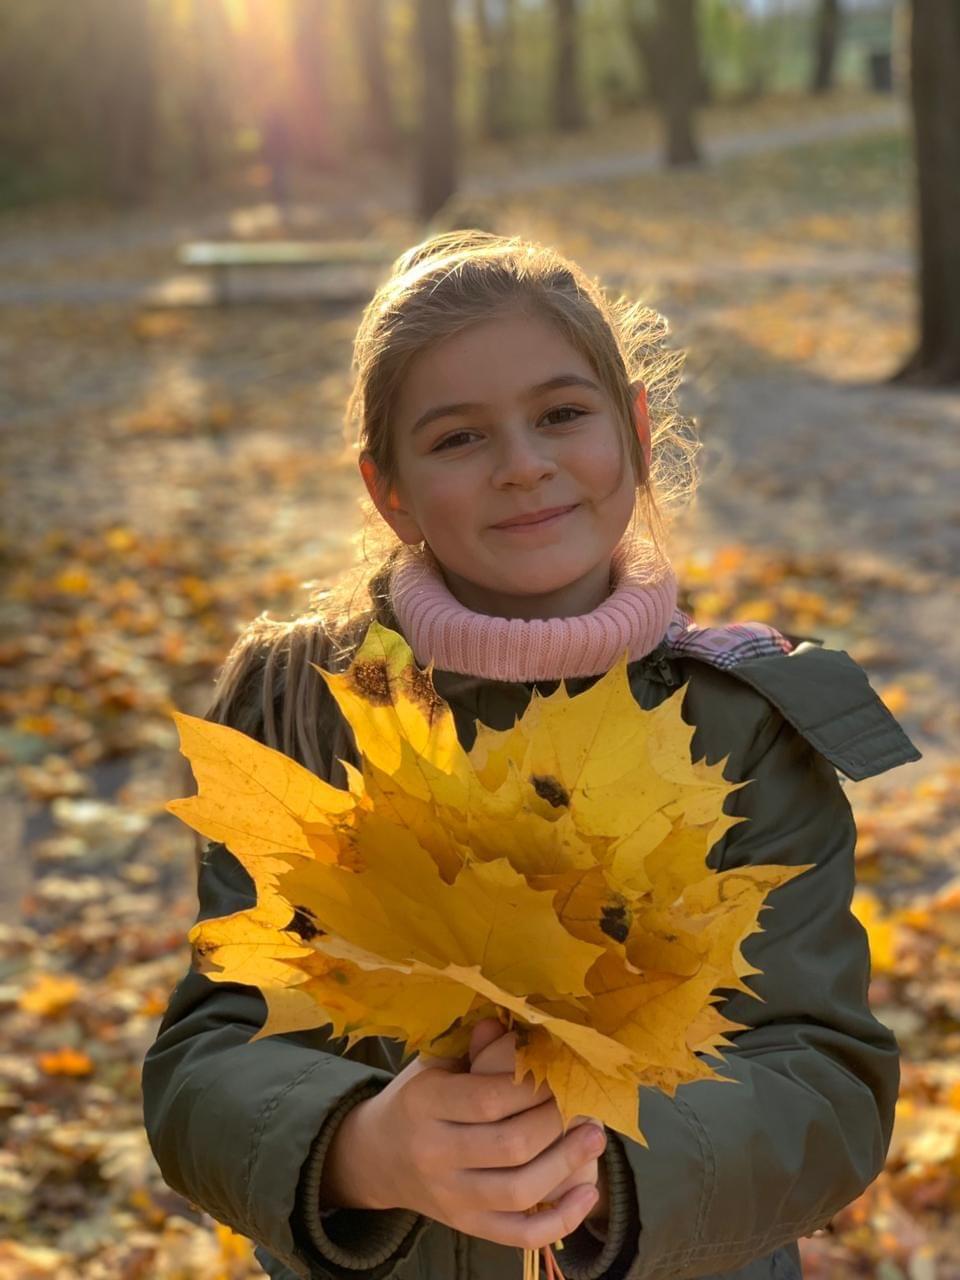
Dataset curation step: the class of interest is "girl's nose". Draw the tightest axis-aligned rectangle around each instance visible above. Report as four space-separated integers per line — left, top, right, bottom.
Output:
491 431 559 486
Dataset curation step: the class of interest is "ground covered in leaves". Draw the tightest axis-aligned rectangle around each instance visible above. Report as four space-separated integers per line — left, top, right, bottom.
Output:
2 95 959 1278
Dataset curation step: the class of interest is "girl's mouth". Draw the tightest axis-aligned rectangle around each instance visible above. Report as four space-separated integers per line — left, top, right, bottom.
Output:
492 503 580 532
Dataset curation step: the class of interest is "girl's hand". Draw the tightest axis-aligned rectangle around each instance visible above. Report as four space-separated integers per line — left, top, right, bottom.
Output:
468 1018 606 1219
341 1024 605 1250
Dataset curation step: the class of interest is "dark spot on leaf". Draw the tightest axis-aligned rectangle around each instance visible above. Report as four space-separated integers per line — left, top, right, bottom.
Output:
514 1023 531 1049
405 664 448 725
530 774 570 808
191 942 222 977
288 906 324 941
330 968 348 985
352 658 393 706
599 901 630 944
432 1015 462 1044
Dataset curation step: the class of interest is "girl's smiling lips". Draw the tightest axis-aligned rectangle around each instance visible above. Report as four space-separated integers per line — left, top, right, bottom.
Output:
491 503 580 530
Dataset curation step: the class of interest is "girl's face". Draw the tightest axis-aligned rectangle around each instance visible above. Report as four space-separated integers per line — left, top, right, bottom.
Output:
359 308 646 620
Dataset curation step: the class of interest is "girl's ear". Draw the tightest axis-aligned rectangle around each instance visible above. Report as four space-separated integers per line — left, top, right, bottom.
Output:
358 452 424 544
630 379 652 477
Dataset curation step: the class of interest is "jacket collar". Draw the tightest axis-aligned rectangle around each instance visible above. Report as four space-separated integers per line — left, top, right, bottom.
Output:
430 639 683 732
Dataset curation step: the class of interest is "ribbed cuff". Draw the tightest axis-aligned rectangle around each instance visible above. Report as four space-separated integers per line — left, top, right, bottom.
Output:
555 1129 639 1280
293 1079 425 1271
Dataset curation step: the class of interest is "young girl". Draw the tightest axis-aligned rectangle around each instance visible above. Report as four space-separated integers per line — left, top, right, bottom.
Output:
142 230 922 1280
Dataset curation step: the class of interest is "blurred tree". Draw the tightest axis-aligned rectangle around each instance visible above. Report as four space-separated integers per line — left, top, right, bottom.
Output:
810 0 843 94
0 2 87 202
732 0 772 101
262 100 294 219
623 0 711 107
658 0 702 165
551 0 587 132
351 0 400 154
183 0 234 183
90 0 157 203
894 0 960 385
416 0 459 222
474 0 518 140
623 0 661 103
291 0 338 171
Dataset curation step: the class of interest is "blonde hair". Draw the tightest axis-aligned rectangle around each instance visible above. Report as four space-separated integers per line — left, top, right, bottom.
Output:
187 231 700 861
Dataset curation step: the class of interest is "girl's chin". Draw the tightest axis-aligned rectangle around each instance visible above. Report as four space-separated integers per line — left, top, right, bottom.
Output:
463 555 598 595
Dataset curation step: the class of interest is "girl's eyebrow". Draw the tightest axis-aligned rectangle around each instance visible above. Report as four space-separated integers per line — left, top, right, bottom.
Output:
411 373 602 435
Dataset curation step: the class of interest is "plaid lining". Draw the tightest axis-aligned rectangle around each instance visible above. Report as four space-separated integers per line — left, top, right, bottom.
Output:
663 609 796 671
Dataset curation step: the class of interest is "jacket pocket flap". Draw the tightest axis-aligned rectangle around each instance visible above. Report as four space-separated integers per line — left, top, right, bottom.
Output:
722 643 923 781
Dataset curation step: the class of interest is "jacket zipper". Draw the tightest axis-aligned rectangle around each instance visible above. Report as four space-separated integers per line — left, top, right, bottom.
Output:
646 645 680 689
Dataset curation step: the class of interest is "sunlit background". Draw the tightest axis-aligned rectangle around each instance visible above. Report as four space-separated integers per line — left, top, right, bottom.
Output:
2 1 959 1277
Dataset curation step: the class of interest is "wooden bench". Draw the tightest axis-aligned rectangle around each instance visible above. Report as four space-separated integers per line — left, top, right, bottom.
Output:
177 239 398 304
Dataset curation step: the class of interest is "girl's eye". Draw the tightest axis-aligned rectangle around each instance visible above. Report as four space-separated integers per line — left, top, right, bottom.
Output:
432 430 475 451
542 405 584 426
431 406 584 451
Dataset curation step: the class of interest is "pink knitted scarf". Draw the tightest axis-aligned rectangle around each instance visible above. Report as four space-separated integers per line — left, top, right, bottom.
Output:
388 539 680 682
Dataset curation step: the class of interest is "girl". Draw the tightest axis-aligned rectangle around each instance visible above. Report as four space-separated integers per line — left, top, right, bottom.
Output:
142 230 922 1280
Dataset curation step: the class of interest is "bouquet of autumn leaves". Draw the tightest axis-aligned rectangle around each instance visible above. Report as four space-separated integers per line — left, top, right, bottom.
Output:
168 621 811 1273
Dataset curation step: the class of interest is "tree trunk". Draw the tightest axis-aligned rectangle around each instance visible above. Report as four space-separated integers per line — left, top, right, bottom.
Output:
656 0 701 166
694 58 713 108
352 0 399 154
810 0 842 94
186 0 232 183
416 0 458 223
474 0 517 140
892 1 960 385
551 0 587 133
291 0 336 170
623 0 662 104
91 0 156 204
624 0 709 109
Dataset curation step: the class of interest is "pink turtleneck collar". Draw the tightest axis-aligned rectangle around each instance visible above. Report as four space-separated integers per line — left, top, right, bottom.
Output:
388 539 679 682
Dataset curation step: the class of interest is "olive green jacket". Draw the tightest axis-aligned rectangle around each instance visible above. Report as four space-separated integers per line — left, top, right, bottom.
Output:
141 632 921 1280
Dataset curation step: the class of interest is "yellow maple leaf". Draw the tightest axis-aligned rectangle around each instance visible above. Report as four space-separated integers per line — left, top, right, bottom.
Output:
17 972 82 1016
168 620 813 1147
851 889 898 974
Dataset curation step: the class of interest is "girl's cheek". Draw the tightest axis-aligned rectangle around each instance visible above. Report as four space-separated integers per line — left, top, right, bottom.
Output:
425 471 478 508
567 435 617 476
578 432 632 486
416 489 475 541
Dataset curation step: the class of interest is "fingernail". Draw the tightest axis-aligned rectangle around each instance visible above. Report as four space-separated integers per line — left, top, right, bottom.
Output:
585 1126 605 1152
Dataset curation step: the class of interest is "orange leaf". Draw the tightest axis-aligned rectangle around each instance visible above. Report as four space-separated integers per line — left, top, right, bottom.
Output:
18 972 82 1016
37 1047 94 1076
878 684 909 716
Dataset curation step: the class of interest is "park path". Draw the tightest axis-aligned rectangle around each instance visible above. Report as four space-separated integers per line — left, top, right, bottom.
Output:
0 102 904 306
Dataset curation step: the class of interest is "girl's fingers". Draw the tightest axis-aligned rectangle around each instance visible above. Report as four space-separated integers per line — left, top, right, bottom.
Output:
469 1019 509 1067
540 1156 598 1205
435 1065 551 1123
477 1181 600 1251
450 1095 566 1169
469 1028 554 1107
538 1116 602 1202
470 1112 605 1210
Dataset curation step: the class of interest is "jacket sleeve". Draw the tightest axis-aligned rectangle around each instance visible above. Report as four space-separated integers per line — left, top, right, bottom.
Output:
141 838 432 1279
570 701 902 1280
553 1130 641 1279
